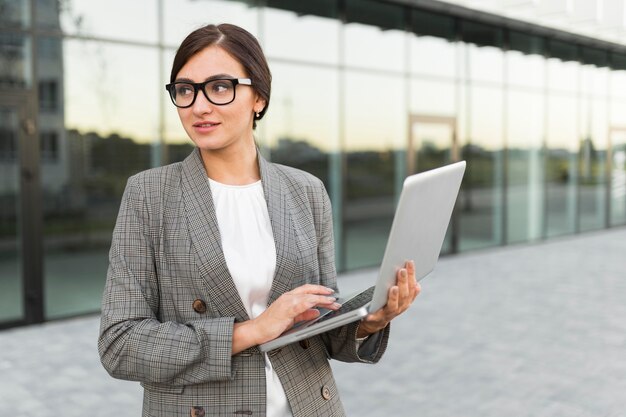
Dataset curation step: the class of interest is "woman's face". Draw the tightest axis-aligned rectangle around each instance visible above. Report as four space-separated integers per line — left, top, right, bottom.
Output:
175 45 264 154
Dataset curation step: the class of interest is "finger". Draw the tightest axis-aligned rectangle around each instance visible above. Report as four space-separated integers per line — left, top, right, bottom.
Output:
385 286 400 314
294 309 321 323
412 282 421 302
295 295 339 314
290 284 335 295
406 260 416 278
397 268 410 305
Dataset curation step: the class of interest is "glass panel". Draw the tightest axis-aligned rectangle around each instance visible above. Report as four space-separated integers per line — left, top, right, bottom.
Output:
262 62 341 267
0 105 23 322
459 84 504 251
546 94 578 237
578 93 608 232
507 90 544 243
263 7 339 65
162 48 193 163
41 39 158 319
0 0 30 28
506 49 545 90
344 71 405 269
0 33 32 90
35 0 61 29
547 57 580 94
410 119 455 254
163 0 258 48
410 79 455 115
60 0 158 43
410 35 456 79
581 64 609 97
610 129 626 226
412 123 453 171
263 62 339 187
344 23 404 72
612 70 626 99
467 43 503 84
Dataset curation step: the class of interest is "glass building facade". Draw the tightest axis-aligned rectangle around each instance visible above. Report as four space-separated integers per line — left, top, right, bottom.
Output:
1 0 626 328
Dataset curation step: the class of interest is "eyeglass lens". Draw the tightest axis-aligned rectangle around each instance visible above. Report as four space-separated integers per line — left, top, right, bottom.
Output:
171 79 236 107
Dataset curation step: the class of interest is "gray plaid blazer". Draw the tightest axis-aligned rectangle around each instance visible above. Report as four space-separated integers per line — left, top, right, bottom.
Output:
98 149 390 417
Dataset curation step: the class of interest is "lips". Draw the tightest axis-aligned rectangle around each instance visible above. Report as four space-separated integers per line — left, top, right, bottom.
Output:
193 121 219 127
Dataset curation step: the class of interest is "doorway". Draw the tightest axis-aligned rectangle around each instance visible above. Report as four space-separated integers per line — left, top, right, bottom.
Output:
408 114 459 254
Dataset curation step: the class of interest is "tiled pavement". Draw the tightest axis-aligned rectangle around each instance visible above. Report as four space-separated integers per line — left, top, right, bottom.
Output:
1 227 625 417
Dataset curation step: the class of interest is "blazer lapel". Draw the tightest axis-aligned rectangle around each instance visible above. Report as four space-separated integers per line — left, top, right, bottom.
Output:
259 155 299 306
180 149 249 322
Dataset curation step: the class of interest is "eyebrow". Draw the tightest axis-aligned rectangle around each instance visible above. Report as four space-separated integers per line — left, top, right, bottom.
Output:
174 73 238 83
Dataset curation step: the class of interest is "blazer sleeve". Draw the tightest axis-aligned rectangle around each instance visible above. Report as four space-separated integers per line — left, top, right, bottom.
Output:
98 175 236 386
315 182 390 363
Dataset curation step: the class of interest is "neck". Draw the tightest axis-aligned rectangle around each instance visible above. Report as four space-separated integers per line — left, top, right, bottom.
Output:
199 140 260 185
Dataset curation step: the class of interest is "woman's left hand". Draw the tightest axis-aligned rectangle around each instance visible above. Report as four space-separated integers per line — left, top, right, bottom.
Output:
356 260 421 338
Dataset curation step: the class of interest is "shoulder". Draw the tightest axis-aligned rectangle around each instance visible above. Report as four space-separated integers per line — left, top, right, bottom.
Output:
268 162 331 220
127 161 184 187
270 162 327 195
124 161 185 201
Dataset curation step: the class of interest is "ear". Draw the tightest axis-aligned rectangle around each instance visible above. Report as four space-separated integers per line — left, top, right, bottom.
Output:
254 96 267 113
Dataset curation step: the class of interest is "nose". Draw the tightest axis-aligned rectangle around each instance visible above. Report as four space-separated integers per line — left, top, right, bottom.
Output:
191 89 213 114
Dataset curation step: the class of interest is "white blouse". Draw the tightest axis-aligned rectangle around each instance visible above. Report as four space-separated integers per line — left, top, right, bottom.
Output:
209 178 292 417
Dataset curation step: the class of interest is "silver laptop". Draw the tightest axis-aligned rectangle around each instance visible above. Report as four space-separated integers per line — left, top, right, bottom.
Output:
259 161 466 353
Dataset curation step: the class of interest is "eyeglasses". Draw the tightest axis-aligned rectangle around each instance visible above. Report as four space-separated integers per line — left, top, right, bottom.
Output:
165 78 252 108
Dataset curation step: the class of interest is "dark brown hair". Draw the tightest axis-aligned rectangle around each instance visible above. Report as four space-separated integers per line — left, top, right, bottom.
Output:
170 23 271 128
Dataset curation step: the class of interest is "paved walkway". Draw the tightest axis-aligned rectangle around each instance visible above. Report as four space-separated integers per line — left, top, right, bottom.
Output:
1 227 625 417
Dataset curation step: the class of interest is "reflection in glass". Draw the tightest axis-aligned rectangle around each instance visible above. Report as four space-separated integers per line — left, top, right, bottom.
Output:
264 7 339 65
41 39 158 319
506 90 544 243
409 116 455 253
162 48 194 163
0 0 30 28
64 40 159 141
344 71 404 269
610 129 626 226
546 94 578 237
0 106 23 322
263 62 341 266
612 70 626 99
344 22 404 71
35 0 61 29
264 63 339 186
459 84 504 251
59 0 158 43
410 35 456 79
410 79 455 116
507 49 544 90
578 93 608 232
547 58 579 93
0 33 31 89
467 43 503 84
163 0 258 48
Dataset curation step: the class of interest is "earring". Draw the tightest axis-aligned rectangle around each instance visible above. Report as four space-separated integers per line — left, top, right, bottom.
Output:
255 111 261 119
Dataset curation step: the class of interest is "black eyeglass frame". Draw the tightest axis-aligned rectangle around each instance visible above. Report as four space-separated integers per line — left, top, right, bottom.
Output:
165 78 252 108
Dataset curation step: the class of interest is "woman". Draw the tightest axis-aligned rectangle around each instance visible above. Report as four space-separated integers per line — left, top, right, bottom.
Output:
98 23 420 417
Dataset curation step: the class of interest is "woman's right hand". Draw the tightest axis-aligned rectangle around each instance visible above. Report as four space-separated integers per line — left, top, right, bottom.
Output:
232 284 340 354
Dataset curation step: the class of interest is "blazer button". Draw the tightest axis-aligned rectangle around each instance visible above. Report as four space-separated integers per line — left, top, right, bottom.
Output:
321 385 332 400
190 406 205 417
192 299 207 314
299 339 310 349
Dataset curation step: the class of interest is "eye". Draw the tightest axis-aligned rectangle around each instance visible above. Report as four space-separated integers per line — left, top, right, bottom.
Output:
175 84 194 97
209 81 233 95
